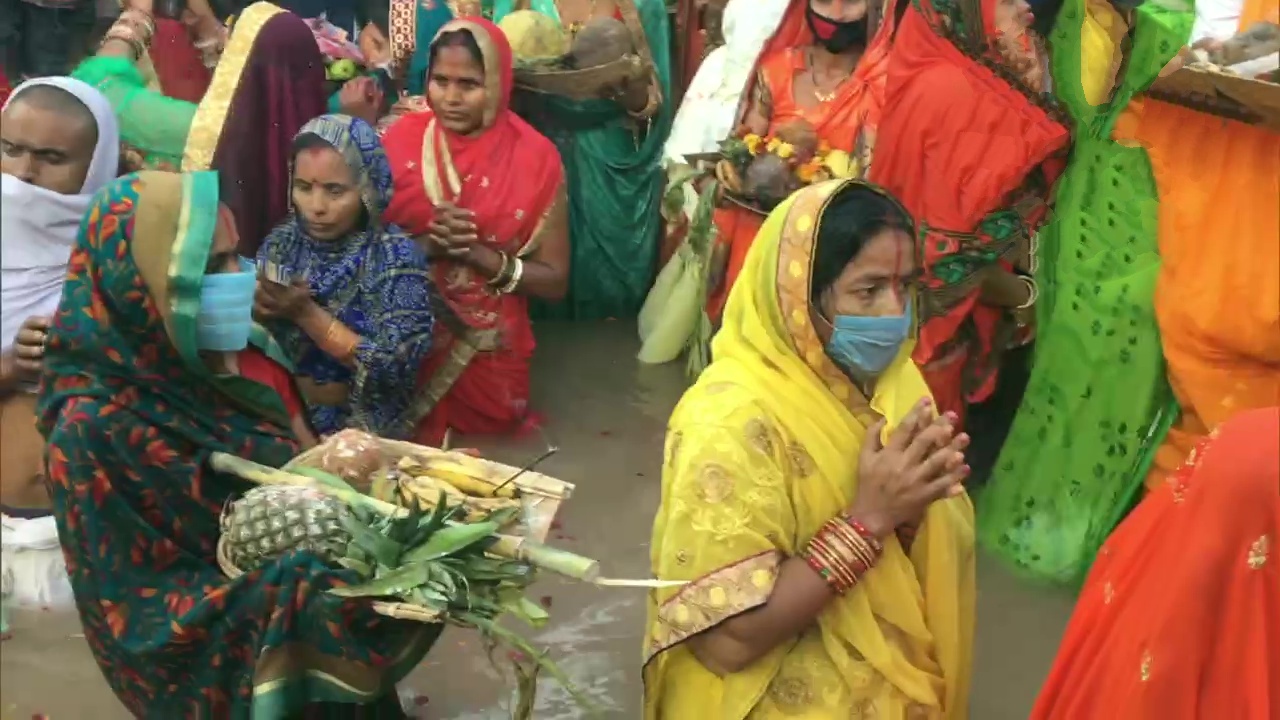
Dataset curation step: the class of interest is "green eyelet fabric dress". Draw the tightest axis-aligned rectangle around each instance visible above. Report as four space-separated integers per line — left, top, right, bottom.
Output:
976 0 1191 585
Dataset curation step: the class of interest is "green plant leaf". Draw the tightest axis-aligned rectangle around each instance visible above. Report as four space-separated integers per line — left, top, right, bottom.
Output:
327 560 434 598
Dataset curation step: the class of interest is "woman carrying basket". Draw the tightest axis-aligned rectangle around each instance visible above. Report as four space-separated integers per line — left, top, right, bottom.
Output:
489 0 673 320
38 170 435 717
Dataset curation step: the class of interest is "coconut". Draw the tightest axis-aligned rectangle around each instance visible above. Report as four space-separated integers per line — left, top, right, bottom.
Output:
500 9 570 61
743 154 799 210
569 17 634 69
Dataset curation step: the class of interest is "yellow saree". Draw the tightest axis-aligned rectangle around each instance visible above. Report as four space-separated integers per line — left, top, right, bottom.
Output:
644 180 976 719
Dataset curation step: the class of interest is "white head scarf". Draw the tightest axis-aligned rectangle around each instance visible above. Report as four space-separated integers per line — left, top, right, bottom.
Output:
1 77 120 355
662 0 789 163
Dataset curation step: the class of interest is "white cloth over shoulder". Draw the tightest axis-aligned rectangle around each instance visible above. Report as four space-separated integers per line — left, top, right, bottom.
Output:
661 0 789 164
1 515 74 609
1191 0 1279 77
1 77 120 354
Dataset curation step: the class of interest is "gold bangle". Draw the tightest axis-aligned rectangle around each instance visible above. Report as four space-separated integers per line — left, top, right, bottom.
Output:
808 533 858 590
829 521 878 571
499 258 524 294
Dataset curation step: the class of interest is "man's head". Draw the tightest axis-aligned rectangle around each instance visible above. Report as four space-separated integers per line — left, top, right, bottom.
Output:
1 83 100 194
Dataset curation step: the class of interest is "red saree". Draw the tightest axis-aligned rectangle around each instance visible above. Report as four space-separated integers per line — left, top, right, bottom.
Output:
150 18 212 103
706 0 896 318
868 0 1067 423
381 17 564 445
1032 406 1280 720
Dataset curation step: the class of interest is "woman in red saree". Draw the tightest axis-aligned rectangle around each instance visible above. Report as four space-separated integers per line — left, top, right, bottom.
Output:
381 18 569 445
706 0 897 319
1031 406 1279 719
867 0 1069 426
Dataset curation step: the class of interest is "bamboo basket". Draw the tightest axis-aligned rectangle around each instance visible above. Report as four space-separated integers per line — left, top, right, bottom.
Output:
512 0 656 101
284 438 574 544
1148 66 1280 131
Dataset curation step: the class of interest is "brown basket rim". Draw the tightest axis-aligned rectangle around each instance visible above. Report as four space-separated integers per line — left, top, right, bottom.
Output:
1148 66 1280 130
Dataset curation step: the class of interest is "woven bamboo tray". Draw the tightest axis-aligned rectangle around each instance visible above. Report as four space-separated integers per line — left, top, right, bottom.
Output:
514 54 649 99
284 438 574 544
1148 66 1280 131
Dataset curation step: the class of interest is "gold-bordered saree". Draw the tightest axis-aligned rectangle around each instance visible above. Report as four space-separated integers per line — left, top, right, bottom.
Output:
644 179 976 719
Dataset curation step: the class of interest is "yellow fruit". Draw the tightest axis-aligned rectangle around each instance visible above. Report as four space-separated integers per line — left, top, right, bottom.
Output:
499 10 569 60
823 150 855 179
424 457 519 498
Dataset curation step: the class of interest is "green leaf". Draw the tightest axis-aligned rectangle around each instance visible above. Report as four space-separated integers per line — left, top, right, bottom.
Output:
327 560 434 598
337 557 373 578
505 596 550 628
339 513 403 568
401 520 499 564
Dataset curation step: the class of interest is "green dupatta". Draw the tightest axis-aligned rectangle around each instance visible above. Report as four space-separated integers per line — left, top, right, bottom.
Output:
976 0 1191 585
37 171 435 718
490 0 675 320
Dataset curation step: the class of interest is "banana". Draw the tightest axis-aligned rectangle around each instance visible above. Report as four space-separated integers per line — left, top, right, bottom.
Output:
423 457 519 499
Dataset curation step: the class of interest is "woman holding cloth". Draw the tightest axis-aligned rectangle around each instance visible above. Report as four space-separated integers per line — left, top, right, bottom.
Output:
645 180 974 718
38 170 433 716
72 1 330 254
705 0 900 319
868 0 1070 427
489 0 672 320
381 19 569 444
256 114 436 439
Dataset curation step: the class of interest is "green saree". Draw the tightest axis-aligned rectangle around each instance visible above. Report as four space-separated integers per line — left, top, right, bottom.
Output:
976 0 1191 584
490 0 674 319
37 171 436 718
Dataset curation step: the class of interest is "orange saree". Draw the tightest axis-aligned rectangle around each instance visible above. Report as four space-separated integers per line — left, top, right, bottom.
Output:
1031 406 1280 720
1118 0 1280 490
705 0 895 318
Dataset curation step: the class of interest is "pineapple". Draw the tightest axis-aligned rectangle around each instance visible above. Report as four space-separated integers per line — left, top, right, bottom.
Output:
221 485 352 571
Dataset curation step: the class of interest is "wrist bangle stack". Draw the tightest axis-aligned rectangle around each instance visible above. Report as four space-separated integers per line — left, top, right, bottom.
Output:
102 9 155 60
499 258 524 295
802 516 884 594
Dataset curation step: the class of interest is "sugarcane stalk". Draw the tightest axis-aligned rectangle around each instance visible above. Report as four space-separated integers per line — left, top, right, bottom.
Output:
210 452 407 518
490 535 600 582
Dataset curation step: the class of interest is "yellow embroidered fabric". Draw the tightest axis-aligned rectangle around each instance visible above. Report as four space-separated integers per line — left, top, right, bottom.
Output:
643 180 976 719
1079 0 1128 107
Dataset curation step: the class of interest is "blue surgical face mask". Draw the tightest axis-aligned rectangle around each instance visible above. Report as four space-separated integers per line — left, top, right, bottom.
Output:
196 257 257 352
824 298 913 376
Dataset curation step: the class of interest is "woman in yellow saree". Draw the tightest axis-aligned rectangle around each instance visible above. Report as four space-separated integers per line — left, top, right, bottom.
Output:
644 179 976 719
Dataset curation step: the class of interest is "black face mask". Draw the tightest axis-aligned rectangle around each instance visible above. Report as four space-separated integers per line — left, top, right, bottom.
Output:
805 4 869 54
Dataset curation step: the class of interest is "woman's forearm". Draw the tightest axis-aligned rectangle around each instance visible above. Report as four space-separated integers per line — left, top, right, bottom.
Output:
467 248 568 301
686 556 835 676
979 266 1033 308
0 352 22 398
296 305 361 367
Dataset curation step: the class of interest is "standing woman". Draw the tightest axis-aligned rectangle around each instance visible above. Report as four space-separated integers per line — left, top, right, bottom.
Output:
868 0 1070 428
978 0 1190 583
381 19 569 444
38 171 433 717
72 1 330 254
704 0 901 319
354 0 455 102
489 0 672 320
257 114 436 439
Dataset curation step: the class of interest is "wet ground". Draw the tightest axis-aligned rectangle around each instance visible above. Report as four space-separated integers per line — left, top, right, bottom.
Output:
0 321 1077 719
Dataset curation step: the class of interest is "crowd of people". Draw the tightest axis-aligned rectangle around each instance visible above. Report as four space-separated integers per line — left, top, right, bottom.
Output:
0 0 1276 716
